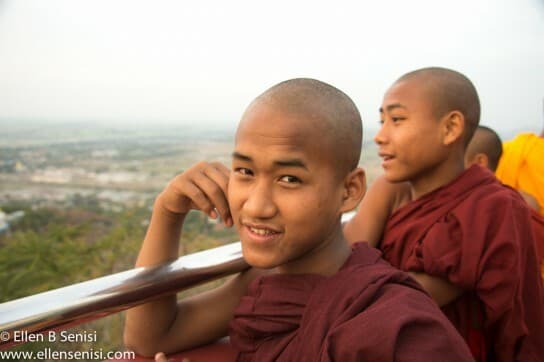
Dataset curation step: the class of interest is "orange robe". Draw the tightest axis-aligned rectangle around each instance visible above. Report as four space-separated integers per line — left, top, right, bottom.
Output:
496 133 544 215
379 165 544 361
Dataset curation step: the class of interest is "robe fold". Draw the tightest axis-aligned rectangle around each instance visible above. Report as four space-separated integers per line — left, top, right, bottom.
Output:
496 133 544 215
531 209 544 279
380 165 544 361
229 243 473 362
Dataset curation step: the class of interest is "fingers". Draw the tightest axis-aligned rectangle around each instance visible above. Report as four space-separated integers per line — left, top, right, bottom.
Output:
201 162 232 226
154 352 190 362
154 352 168 362
165 162 232 226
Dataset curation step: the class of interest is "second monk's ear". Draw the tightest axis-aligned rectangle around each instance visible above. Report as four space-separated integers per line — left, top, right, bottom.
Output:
472 153 489 170
340 167 366 213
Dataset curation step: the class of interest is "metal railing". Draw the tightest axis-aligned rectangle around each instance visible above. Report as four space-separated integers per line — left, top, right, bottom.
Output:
0 212 354 349
0 242 248 348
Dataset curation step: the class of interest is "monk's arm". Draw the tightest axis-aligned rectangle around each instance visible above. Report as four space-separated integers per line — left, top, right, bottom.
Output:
343 176 462 306
343 176 404 247
408 272 464 307
519 190 540 213
124 162 260 357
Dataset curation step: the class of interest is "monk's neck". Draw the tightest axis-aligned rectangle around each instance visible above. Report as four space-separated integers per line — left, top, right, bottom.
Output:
409 158 465 200
276 226 351 277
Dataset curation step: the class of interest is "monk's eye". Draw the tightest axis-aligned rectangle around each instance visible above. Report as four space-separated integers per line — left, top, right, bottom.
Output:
234 167 253 177
279 175 301 184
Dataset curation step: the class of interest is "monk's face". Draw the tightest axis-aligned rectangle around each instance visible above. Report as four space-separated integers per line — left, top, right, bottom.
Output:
375 80 449 184
228 101 346 272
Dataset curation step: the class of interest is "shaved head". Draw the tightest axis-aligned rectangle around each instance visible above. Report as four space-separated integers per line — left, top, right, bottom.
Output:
397 67 480 146
466 125 503 171
238 78 363 177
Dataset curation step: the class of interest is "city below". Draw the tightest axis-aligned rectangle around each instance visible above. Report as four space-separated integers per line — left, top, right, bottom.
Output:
0 121 383 234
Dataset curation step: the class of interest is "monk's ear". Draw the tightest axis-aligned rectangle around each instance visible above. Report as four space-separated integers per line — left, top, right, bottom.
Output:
441 111 464 146
340 167 366 213
472 153 489 170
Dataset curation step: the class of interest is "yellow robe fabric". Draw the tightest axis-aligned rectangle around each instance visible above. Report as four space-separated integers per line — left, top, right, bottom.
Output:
496 133 544 215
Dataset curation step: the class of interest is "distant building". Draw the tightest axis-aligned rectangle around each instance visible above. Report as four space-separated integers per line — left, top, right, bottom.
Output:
31 168 72 184
0 209 25 234
0 160 27 173
14 161 27 172
91 149 119 158
6 210 25 223
0 210 8 234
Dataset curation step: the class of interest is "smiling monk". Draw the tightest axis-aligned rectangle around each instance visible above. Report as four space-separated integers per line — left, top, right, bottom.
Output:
125 78 472 361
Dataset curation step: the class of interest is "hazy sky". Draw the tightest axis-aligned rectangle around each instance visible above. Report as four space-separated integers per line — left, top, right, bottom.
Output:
1 0 543 139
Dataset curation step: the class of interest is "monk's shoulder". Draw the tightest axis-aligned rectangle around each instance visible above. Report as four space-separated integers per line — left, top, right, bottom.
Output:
338 247 472 357
348 244 427 293
451 180 534 238
355 270 466 339
461 178 526 210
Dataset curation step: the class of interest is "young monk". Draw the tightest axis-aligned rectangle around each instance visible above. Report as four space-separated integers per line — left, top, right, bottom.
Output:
124 78 473 361
466 125 540 211
495 129 544 215
464 125 503 172
343 67 544 361
465 125 544 280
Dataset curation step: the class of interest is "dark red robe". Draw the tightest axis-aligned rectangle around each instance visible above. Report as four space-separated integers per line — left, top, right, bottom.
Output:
530 209 544 280
380 165 544 361
229 243 473 362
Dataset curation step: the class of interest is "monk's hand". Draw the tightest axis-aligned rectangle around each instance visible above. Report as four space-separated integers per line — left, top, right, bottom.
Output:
154 352 190 362
157 161 232 227
154 352 168 362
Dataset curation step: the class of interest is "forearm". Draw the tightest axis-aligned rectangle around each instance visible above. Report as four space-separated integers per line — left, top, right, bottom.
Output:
125 195 186 355
136 194 185 267
125 162 235 355
343 176 408 248
409 272 464 307
124 297 178 356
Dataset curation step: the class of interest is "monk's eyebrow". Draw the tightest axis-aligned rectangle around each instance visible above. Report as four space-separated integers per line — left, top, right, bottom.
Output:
379 103 407 113
232 152 308 170
232 152 252 162
274 158 308 170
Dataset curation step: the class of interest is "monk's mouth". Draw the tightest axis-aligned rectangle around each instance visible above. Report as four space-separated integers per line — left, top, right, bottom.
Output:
378 151 394 161
243 224 282 244
248 226 279 236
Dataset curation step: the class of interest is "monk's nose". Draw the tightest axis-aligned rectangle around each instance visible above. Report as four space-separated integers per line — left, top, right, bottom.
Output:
242 181 278 219
374 124 388 145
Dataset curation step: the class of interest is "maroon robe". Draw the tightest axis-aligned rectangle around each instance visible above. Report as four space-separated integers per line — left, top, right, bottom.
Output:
380 165 544 361
530 209 544 280
229 243 472 362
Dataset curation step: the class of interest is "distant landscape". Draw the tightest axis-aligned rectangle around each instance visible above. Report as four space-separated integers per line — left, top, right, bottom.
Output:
0 121 382 359
0 122 240 359
0 121 383 218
